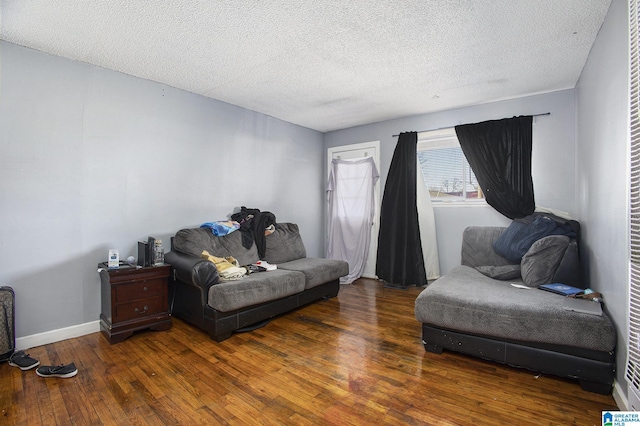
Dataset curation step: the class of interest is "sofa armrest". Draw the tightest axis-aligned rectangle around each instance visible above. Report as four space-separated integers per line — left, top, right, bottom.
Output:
165 251 219 297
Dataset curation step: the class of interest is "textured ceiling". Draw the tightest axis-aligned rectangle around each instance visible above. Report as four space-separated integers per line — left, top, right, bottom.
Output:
0 1 612 132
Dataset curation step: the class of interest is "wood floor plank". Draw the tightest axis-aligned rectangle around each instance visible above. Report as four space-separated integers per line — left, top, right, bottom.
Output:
2 366 23 422
0 278 618 425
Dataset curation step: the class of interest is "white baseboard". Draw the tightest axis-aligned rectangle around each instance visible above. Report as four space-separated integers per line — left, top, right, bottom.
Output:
613 381 628 410
16 320 100 351
360 274 378 280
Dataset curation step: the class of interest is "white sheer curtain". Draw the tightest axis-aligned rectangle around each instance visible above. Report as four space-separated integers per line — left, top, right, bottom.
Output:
416 159 440 281
326 157 379 284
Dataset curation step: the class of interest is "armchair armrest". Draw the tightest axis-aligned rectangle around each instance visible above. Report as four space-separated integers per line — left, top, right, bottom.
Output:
165 250 219 295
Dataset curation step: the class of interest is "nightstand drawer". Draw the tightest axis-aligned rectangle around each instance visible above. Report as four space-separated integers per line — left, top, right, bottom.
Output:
115 279 164 303
115 297 165 322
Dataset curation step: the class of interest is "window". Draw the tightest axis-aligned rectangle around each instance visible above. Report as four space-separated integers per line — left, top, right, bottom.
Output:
627 0 640 404
417 127 485 203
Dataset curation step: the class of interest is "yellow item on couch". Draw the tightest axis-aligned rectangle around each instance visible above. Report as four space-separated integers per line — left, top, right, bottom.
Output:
201 250 247 281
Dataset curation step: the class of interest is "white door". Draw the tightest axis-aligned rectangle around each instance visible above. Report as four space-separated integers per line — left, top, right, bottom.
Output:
327 141 381 279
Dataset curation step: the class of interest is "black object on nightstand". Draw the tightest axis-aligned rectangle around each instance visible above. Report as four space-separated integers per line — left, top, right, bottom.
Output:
98 264 172 344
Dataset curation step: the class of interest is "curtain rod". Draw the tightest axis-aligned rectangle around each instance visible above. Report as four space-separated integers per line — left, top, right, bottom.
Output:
391 112 550 137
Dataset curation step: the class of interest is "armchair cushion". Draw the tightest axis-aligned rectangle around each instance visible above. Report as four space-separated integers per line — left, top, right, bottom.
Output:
520 235 570 287
461 227 514 268
475 264 522 280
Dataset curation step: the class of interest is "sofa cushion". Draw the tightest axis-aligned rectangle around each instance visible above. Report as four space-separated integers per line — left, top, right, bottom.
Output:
174 228 260 266
414 265 616 352
520 235 570 287
493 216 558 262
278 257 349 289
475 264 521 280
264 223 307 264
208 270 306 312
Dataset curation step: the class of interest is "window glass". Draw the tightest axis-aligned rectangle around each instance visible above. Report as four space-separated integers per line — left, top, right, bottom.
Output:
417 128 484 203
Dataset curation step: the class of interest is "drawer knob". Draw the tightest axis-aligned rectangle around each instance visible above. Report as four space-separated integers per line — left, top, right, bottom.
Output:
143 286 148 291
134 306 149 314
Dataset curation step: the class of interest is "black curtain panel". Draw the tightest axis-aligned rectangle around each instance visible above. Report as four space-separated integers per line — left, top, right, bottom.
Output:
455 116 535 219
376 132 427 287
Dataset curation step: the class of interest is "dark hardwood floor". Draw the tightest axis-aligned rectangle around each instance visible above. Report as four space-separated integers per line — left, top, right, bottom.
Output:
1 278 617 425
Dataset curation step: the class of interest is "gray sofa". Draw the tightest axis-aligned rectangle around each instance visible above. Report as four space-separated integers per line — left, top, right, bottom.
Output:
165 222 348 341
415 222 616 394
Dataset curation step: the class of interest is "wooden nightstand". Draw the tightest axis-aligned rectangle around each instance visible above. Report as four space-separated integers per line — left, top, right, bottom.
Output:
98 264 172 344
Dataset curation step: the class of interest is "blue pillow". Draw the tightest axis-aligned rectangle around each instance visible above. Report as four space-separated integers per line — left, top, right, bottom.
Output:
493 216 558 262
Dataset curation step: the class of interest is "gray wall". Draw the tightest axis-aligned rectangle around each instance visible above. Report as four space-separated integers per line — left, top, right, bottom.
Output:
575 0 629 401
324 90 578 274
0 41 325 338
